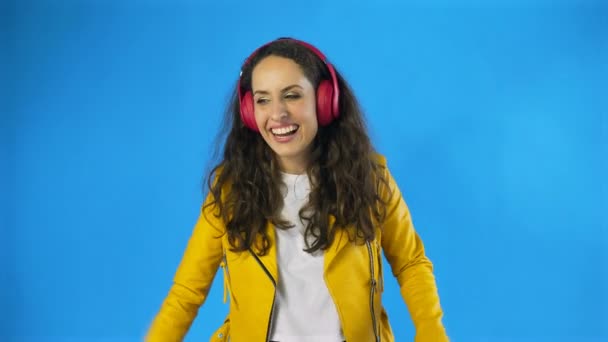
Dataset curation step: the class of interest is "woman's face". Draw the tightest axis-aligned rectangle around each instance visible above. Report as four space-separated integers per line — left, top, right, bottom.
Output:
251 55 318 174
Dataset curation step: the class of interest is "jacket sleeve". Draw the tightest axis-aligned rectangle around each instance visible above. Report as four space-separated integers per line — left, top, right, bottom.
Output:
379 164 449 342
146 192 225 342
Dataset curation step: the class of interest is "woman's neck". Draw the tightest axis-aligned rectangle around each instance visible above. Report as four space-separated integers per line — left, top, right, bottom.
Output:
277 157 309 175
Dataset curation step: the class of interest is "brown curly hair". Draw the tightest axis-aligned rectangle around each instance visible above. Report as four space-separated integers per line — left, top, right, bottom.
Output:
205 39 390 255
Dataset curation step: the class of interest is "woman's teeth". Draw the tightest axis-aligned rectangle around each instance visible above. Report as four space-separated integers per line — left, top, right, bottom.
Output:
271 125 299 136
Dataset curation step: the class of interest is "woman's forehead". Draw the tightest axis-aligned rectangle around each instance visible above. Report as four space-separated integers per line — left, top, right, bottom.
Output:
251 56 312 92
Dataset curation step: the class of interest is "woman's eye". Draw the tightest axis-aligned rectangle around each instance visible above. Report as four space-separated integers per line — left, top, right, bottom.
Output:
256 98 269 105
285 93 301 100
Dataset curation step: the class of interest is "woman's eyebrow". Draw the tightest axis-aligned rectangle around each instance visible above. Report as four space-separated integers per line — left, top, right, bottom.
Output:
253 84 303 96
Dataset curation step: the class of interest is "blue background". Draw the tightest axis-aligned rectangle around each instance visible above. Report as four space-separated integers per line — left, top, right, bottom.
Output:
2 0 606 341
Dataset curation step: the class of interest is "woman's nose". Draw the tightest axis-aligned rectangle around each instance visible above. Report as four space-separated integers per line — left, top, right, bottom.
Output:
270 99 288 120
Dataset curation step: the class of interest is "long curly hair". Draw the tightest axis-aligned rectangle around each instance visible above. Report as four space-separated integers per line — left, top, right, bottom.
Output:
205 39 390 255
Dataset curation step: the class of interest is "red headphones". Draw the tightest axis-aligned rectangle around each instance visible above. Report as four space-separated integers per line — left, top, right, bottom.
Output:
238 38 340 132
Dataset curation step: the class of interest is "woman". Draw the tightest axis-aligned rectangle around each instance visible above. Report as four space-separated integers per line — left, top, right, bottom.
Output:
146 37 448 342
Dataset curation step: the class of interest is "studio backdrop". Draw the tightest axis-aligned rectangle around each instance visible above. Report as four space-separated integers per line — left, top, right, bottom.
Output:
2 0 606 341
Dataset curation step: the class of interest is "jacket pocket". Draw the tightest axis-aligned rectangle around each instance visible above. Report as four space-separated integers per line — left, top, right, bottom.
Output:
210 316 230 342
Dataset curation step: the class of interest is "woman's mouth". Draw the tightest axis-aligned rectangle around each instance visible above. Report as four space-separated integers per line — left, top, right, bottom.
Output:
271 124 299 137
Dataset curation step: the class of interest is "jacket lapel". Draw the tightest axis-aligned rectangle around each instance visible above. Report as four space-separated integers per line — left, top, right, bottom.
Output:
324 215 353 272
255 221 279 283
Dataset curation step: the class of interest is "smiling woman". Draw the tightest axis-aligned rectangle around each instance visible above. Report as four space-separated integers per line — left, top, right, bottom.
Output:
146 37 448 342
251 56 319 174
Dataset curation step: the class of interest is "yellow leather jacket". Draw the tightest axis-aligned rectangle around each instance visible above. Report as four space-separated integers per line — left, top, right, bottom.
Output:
146 155 448 342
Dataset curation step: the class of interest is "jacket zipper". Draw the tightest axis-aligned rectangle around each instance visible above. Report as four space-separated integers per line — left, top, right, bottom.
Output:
220 251 232 342
377 239 384 292
222 250 231 304
249 248 277 342
366 241 380 342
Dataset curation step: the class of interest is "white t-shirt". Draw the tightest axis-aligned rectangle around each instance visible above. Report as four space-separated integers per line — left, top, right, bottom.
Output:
268 172 345 342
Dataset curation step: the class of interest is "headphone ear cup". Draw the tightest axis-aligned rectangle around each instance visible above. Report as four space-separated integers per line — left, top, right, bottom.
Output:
316 80 335 126
240 91 258 131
